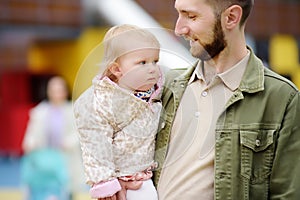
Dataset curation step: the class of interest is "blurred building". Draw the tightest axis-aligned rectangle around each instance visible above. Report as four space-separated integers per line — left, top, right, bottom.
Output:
0 1 299 199
0 0 85 156
0 0 300 157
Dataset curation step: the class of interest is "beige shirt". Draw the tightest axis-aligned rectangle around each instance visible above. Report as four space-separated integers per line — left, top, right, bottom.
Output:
157 52 250 200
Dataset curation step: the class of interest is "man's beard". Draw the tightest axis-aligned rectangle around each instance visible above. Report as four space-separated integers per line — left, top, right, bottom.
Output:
191 17 227 61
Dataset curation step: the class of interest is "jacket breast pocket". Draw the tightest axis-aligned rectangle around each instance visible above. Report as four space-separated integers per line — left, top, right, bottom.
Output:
240 129 275 184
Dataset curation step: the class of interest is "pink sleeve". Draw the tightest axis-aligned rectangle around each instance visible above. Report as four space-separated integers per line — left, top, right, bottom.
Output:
90 178 122 198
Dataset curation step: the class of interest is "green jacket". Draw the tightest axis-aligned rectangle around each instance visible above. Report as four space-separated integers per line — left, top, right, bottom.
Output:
154 49 300 199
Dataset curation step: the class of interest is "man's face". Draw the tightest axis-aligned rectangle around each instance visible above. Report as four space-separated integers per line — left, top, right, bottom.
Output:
174 0 227 60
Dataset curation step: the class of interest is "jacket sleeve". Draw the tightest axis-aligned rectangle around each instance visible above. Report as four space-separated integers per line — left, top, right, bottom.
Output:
74 89 116 185
270 91 300 199
22 103 47 153
62 103 81 152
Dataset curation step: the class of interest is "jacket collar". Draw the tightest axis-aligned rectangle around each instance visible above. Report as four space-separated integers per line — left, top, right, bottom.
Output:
173 62 197 84
167 47 266 110
173 46 265 94
238 47 265 93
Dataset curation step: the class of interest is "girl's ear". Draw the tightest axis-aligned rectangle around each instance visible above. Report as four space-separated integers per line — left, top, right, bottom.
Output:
223 5 242 30
109 62 122 79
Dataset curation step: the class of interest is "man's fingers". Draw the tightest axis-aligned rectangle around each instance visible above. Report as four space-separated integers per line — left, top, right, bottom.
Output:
127 181 143 190
97 194 117 200
119 180 143 190
111 194 117 200
116 188 127 200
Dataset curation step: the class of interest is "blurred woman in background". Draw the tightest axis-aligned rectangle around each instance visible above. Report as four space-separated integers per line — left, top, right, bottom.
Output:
21 76 85 200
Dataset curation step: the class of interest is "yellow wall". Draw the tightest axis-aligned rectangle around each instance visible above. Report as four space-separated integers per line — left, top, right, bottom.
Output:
27 27 109 100
269 34 300 88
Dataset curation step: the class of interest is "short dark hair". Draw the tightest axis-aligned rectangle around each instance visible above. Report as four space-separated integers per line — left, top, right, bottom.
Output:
206 0 254 26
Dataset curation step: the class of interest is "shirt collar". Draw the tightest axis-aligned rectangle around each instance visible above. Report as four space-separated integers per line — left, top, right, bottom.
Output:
218 51 250 91
188 50 250 91
188 61 204 85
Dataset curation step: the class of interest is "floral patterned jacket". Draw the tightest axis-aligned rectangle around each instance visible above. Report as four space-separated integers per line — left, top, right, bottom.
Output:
74 76 162 185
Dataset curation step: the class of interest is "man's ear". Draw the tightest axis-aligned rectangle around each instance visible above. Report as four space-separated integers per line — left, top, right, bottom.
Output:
109 62 122 79
223 5 242 30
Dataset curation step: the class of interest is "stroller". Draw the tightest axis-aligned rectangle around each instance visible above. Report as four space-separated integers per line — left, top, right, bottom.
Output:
21 148 69 200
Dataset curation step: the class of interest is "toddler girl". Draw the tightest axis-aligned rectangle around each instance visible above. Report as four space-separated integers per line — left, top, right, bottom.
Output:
74 24 162 200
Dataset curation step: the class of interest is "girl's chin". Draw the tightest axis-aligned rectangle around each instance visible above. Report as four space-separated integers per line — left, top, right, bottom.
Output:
137 84 155 92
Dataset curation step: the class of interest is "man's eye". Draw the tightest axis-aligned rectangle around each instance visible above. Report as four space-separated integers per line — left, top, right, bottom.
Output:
139 61 146 65
188 15 196 20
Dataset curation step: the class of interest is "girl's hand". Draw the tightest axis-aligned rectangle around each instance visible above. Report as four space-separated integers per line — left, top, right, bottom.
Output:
98 179 143 200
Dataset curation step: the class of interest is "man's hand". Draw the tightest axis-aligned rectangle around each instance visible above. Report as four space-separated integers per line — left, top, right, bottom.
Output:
98 179 143 200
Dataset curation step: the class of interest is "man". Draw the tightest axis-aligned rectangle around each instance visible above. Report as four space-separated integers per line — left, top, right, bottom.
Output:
106 0 300 199
154 0 300 200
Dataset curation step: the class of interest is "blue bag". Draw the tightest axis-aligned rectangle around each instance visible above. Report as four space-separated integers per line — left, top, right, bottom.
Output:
21 148 69 200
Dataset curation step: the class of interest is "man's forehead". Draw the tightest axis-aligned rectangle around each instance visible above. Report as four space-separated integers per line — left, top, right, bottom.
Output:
175 0 208 12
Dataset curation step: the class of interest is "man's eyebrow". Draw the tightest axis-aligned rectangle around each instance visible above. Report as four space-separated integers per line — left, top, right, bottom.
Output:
178 9 196 15
175 6 196 14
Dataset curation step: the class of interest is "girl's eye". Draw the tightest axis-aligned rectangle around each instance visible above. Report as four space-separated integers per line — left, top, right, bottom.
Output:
139 61 146 65
152 60 159 65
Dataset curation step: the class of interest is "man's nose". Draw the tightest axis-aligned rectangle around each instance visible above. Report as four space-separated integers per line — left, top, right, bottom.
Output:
175 17 188 36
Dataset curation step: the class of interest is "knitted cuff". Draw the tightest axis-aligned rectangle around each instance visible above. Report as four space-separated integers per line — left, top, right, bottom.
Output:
90 178 121 198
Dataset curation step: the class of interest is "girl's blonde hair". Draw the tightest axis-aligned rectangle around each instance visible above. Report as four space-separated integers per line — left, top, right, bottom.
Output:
101 24 160 82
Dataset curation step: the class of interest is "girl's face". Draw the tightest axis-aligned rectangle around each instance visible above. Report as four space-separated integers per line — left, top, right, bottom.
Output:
115 48 160 91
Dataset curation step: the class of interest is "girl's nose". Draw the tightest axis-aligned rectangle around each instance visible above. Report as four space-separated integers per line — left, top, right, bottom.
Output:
148 65 156 73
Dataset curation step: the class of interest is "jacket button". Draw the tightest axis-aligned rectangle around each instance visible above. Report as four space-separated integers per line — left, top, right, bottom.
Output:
255 139 261 147
161 122 166 129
